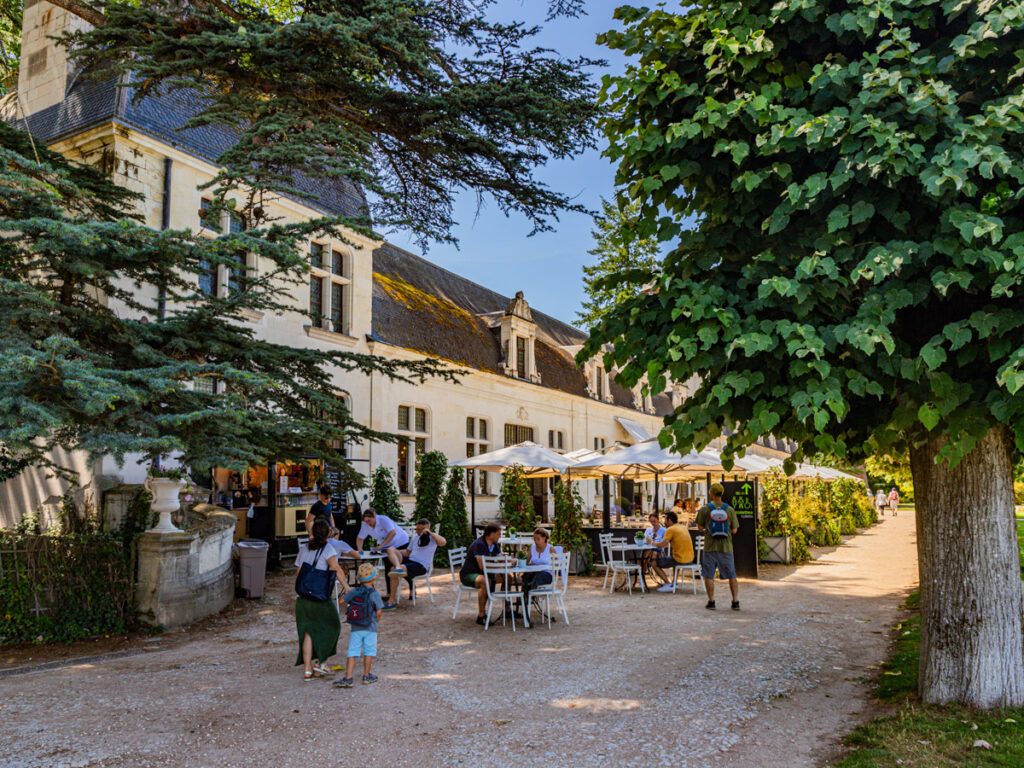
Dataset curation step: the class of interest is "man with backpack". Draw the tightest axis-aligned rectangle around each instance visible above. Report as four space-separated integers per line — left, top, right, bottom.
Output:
334 562 384 688
695 483 741 611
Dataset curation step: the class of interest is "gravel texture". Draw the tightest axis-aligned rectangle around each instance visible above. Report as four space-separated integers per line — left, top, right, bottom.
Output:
0 512 918 768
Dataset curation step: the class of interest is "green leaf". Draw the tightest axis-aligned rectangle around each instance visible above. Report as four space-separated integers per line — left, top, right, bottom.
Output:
918 404 940 431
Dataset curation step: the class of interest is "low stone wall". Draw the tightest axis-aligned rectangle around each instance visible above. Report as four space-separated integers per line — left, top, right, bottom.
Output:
135 505 236 629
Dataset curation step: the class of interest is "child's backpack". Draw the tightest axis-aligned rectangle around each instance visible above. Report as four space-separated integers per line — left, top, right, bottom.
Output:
345 586 373 627
708 502 731 539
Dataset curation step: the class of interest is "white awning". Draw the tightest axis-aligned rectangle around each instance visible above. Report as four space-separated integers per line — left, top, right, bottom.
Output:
616 416 653 443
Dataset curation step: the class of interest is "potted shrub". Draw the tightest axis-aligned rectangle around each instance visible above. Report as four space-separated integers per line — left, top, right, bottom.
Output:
515 549 528 566
552 480 592 575
758 469 793 563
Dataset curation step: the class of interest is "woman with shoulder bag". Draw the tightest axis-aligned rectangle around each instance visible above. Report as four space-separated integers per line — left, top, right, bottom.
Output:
295 518 347 681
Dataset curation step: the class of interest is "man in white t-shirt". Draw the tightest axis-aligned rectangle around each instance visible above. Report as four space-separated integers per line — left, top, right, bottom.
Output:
327 530 362 582
357 509 411 607
388 518 446 607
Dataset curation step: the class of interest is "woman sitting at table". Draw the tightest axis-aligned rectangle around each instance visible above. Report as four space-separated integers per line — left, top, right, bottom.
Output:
642 512 667 574
522 528 554 629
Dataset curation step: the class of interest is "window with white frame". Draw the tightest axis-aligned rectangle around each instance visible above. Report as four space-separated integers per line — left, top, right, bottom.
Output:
397 405 428 494
548 429 565 452
466 416 490 494
198 198 252 297
309 241 351 335
593 436 607 497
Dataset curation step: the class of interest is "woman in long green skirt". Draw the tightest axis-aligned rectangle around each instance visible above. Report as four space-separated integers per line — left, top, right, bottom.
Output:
295 518 347 680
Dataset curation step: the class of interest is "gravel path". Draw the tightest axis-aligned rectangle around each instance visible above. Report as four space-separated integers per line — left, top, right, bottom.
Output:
1 512 918 768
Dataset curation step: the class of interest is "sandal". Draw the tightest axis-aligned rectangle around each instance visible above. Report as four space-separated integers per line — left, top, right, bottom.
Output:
313 662 333 676
303 671 315 681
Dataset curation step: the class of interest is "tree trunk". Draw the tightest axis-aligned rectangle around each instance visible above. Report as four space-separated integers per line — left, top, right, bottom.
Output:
910 424 1024 708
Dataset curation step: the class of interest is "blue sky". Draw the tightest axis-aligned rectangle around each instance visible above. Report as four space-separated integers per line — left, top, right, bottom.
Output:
386 1 630 328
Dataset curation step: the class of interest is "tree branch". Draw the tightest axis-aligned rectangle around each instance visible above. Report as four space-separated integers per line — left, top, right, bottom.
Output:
44 0 106 27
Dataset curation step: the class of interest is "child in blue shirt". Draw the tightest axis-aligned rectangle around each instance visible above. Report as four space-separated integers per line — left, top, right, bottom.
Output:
335 562 384 687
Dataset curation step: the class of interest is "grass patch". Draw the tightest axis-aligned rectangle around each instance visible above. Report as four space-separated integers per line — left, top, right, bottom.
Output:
837 590 1024 767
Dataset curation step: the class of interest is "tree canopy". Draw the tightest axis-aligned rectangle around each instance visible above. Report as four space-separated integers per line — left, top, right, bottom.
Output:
58 0 601 246
587 0 1024 471
0 121 444 481
576 198 660 329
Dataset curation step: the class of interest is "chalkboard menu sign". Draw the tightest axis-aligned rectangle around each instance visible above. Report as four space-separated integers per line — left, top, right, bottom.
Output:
322 463 345 519
722 480 759 579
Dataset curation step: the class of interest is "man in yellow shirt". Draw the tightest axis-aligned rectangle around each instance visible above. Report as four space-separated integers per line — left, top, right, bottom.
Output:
650 511 695 592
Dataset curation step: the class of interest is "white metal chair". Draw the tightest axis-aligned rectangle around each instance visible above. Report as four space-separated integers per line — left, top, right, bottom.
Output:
607 537 645 594
597 532 614 590
408 558 435 604
481 555 527 631
668 535 704 594
448 547 480 619
529 551 570 628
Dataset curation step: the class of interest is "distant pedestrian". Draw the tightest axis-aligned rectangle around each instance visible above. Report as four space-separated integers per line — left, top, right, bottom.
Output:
294 518 347 681
874 489 887 518
888 487 900 517
695 483 740 611
335 562 385 688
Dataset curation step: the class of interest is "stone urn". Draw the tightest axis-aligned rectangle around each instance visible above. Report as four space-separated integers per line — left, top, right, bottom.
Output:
145 476 184 533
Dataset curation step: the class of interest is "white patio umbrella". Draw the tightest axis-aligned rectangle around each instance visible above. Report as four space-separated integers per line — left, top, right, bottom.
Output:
570 439 722 481
451 441 573 478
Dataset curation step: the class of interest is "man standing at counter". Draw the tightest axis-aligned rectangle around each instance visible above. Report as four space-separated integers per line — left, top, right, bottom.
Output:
356 508 410 608
305 486 335 537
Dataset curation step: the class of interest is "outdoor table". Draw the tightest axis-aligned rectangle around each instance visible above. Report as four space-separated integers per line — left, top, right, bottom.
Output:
487 561 556 628
609 543 659 590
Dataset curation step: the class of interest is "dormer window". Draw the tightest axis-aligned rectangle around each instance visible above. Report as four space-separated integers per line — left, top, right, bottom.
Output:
497 291 541 384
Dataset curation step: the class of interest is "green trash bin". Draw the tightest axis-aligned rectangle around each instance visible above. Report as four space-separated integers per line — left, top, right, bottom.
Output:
236 539 269 598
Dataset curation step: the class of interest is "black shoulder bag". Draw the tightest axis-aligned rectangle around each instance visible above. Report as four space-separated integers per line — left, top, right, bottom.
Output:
295 546 336 602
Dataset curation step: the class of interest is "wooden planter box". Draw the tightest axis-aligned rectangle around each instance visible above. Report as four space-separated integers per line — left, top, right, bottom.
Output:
762 535 792 564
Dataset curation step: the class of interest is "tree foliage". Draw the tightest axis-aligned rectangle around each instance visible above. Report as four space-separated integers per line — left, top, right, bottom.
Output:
588 0 1024 470
413 450 447 527
0 120 444 481
498 465 534 531
436 466 470 566
61 0 600 246
369 465 403 523
551 479 590 574
576 198 660 329
0 0 18 94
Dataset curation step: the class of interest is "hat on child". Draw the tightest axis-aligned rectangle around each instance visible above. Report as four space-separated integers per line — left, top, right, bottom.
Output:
357 563 377 583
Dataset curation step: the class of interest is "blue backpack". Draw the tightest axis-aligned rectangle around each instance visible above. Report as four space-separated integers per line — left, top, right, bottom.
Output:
345 586 374 627
707 502 732 539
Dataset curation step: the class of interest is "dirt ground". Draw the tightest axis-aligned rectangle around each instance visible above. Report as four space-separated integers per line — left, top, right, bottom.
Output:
1 511 918 768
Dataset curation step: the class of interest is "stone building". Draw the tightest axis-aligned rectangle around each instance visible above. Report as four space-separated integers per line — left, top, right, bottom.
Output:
0 3 788 531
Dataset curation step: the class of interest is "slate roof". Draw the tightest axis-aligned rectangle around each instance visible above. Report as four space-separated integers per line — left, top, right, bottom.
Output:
371 242 674 418
3 74 367 220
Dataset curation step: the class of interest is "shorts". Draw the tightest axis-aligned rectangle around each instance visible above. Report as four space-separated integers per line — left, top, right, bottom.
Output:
401 556 427 580
656 555 678 569
347 629 378 658
461 572 482 589
701 551 737 580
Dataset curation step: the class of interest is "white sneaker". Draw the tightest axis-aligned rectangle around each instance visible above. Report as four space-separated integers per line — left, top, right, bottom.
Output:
656 584 675 593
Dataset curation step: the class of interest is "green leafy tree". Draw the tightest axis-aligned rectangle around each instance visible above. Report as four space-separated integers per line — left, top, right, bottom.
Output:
436 467 470 567
498 465 535 532
369 466 403 524
413 450 447 527
0 122 442 482
576 198 661 329
0 0 18 94
591 1 1024 708
551 479 591 574
866 453 915 502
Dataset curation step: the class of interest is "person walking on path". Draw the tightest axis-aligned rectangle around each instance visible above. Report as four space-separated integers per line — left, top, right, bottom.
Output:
874 489 887 518
335 562 385 688
888 487 900 517
695 483 740 611
294 518 347 681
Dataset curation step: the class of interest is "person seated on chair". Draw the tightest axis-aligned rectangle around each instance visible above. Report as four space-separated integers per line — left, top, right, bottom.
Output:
327 527 362 583
641 512 667 573
683 498 699 527
389 518 446 608
522 528 555 629
650 511 695 593
459 523 502 626
357 507 411 609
